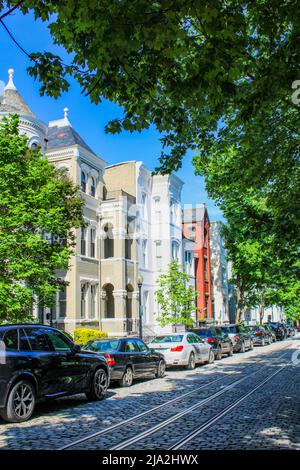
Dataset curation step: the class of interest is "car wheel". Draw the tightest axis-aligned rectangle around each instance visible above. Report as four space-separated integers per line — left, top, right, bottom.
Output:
207 349 215 364
119 366 134 387
186 352 196 370
216 346 222 360
155 360 166 378
240 341 246 353
0 380 36 423
86 368 108 400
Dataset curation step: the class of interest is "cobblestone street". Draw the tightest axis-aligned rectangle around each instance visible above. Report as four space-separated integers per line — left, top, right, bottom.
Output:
1 336 300 450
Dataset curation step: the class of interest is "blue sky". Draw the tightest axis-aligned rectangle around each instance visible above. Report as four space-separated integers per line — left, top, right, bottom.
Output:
0 10 223 221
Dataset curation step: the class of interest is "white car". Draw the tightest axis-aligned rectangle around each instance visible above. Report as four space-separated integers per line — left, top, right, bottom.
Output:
148 333 214 370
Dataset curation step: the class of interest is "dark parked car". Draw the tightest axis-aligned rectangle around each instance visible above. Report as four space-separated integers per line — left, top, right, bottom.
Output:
220 324 253 353
268 322 287 341
263 324 277 343
0 324 109 423
189 326 233 360
285 324 295 337
248 325 272 346
83 337 166 387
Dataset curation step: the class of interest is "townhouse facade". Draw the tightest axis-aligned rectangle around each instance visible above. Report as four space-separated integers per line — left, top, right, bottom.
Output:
182 205 214 322
210 221 230 324
1 68 232 335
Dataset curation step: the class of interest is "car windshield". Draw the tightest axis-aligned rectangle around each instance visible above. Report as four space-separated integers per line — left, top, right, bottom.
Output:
221 327 231 334
83 340 120 352
152 335 183 343
197 329 213 336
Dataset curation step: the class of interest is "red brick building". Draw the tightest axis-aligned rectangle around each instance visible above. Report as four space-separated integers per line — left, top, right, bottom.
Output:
183 205 213 321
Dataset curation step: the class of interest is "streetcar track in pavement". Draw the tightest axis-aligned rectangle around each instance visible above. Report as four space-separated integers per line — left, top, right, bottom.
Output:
60 342 292 450
110 348 291 450
169 364 287 450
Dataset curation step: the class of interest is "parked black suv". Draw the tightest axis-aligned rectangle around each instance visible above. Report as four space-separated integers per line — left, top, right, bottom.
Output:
189 326 233 360
0 324 109 423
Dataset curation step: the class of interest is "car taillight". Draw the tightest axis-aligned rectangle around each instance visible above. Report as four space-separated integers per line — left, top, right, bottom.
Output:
206 337 215 343
255 331 262 335
105 353 116 366
170 345 184 352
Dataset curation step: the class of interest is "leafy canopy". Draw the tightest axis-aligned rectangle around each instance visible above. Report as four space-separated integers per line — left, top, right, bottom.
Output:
0 115 84 323
1 1 299 170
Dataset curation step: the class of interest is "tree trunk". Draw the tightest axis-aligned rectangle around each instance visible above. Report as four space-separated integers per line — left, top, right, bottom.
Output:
236 280 244 323
258 289 265 325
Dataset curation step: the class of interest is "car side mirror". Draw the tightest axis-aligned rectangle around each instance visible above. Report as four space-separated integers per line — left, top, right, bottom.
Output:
73 344 81 354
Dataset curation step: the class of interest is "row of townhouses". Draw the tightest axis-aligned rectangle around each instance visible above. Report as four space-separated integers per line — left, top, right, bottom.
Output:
0 69 283 334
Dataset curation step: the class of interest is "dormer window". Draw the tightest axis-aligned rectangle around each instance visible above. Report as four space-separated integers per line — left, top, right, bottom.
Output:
81 171 87 193
90 177 96 197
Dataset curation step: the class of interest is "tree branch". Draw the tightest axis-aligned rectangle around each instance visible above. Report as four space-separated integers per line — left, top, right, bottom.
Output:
0 1 25 20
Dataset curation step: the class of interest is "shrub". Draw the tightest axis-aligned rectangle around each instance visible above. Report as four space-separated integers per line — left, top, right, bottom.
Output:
74 327 108 346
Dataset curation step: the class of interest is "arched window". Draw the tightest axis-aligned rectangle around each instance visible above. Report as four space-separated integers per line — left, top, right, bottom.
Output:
90 284 97 319
90 177 96 197
103 284 115 318
103 224 114 258
81 171 87 193
126 284 133 319
125 222 133 260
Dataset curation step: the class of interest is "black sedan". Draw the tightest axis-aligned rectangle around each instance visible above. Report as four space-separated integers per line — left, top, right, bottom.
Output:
188 326 233 360
83 337 166 387
0 324 109 423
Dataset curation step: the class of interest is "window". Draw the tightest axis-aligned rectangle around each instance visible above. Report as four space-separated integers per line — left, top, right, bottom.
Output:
123 340 139 353
90 177 96 197
172 241 179 260
81 228 86 255
142 239 148 268
58 286 67 318
83 340 120 352
170 200 175 224
81 283 88 318
143 291 149 323
90 284 97 319
90 228 96 258
81 171 87 193
103 224 114 258
153 197 161 224
141 193 147 220
103 284 115 318
134 339 148 352
23 328 51 351
19 329 31 351
155 240 162 268
46 330 73 352
3 329 18 351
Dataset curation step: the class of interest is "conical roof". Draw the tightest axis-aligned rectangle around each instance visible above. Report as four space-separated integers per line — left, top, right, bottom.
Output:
0 68 35 117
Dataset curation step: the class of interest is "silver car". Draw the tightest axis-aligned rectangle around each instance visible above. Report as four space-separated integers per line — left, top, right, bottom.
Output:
148 333 214 370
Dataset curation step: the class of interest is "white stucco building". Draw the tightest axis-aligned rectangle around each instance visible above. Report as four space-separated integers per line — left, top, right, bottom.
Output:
210 221 230 324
